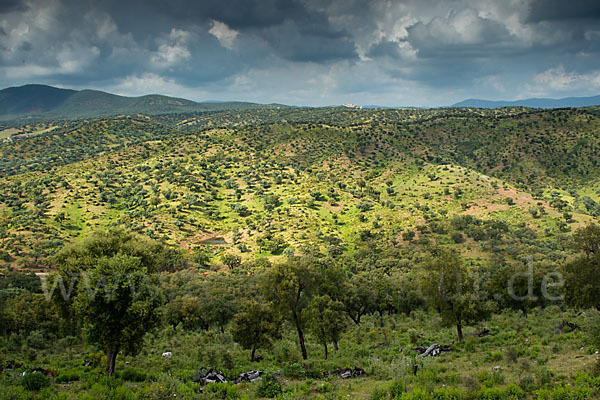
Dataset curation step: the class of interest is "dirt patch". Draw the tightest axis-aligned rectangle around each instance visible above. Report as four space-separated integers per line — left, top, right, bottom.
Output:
497 187 535 208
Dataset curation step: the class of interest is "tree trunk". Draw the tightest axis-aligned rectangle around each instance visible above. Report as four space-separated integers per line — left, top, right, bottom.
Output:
251 343 257 362
333 340 339 351
323 343 328 360
347 311 362 328
296 325 308 360
456 321 463 342
106 349 118 377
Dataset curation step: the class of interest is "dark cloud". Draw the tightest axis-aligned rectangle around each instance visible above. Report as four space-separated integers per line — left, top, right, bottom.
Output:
261 20 357 62
0 0 26 13
1 0 600 106
527 0 600 22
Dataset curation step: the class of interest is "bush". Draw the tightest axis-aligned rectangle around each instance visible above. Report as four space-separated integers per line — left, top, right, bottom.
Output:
477 386 503 400
25 330 46 349
485 352 503 362
357 201 373 212
115 385 137 400
504 383 525 399
21 371 50 391
451 232 465 244
408 329 420 345
283 362 306 378
1 386 27 400
55 368 82 383
403 231 416 241
389 379 406 398
316 382 333 393
371 387 388 400
205 382 240 399
476 383 525 400
535 385 591 400
432 387 465 400
301 360 324 379
464 336 476 352
118 368 147 382
401 387 432 399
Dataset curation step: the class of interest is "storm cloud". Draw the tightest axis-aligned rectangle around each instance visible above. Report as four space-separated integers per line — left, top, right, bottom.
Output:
0 0 599 106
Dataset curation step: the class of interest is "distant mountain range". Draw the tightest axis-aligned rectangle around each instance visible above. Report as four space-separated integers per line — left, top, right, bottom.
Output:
2 84 600 122
0 84 267 121
451 95 600 109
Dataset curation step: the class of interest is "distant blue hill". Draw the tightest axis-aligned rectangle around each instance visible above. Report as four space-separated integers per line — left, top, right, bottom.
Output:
452 95 600 109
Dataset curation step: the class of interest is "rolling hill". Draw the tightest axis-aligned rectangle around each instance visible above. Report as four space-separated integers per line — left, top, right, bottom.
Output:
452 95 600 108
1 105 599 272
0 84 267 121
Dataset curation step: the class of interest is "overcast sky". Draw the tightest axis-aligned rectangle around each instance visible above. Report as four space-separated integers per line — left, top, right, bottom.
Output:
1 0 599 106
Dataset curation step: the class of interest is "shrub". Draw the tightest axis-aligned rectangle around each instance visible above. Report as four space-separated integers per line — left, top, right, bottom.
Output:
403 231 416 241
301 360 324 379
518 374 536 392
205 383 240 400
118 368 147 382
536 385 591 400
55 368 82 383
25 330 46 349
477 386 503 400
477 383 525 400
408 329 420 345
401 387 432 399
1 386 27 400
371 387 388 400
485 352 503 362
389 380 406 398
451 232 465 243
21 371 50 391
504 383 525 399
283 362 306 378
255 373 282 398
432 387 465 400
464 336 476 352
357 201 373 212
316 382 333 394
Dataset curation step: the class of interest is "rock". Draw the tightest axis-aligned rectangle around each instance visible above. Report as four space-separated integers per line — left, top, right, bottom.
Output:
331 367 366 379
234 370 263 384
162 352 172 358
416 344 452 358
192 368 228 385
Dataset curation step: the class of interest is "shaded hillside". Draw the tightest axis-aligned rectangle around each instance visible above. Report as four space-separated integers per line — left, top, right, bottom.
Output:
0 84 76 118
0 84 268 121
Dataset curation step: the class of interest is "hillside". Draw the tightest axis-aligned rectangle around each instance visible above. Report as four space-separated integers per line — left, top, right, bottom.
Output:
1 106 599 271
0 85 76 118
452 95 600 109
0 84 267 121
